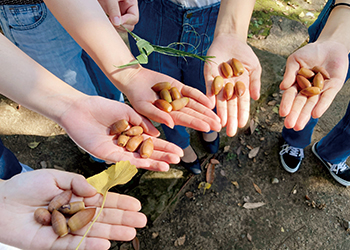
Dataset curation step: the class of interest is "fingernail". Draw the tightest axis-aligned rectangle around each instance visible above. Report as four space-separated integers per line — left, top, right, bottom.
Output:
112 16 120 26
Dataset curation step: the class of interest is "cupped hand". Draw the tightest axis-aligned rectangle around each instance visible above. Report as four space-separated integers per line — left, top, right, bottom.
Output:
121 67 222 133
279 40 349 130
0 169 147 250
204 33 261 137
98 0 139 31
58 95 184 172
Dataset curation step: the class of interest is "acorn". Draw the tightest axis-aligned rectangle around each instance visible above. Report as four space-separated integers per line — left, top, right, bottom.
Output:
169 87 181 100
67 208 96 232
51 210 68 237
48 190 72 212
110 119 129 135
151 82 171 92
140 138 154 159
171 97 189 111
124 126 143 136
59 201 85 215
34 208 51 226
126 135 144 152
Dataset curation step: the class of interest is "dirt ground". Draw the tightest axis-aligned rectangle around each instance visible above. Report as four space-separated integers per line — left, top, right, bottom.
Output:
2 1 350 249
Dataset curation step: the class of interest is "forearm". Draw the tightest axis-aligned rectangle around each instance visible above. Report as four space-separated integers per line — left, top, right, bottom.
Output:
317 0 350 51
214 0 256 41
43 0 139 93
0 34 85 124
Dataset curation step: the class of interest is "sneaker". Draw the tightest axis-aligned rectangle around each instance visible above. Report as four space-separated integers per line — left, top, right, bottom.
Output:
312 142 350 187
279 142 304 173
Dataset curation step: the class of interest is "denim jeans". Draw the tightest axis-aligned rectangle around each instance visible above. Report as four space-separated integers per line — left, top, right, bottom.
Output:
130 0 220 149
282 0 350 164
0 3 123 169
0 138 22 180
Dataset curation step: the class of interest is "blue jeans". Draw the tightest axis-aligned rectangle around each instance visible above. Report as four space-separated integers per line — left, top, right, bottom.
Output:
0 138 22 180
282 0 350 164
0 3 123 169
130 0 220 149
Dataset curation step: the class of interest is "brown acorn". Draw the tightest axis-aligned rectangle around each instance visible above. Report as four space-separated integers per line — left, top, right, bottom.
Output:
159 88 173 103
124 126 143 136
117 134 130 147
51 210 68 237
211 76 224 95
59 201 85 215
48 190 72 212
125 135 144 152
297 67 315 79
140 138 154 159
34 208 51 226
169 87 181 100
67 208 96 232
231 58 244 76
312 72 324 90
151 82 171 92
223 82 234 100
235 81 246 97
110 119 129 135
154 99 173 113
311 66 330 79
300 86 321 97
171 97 189 111
221 62 233 78
296 75 312 90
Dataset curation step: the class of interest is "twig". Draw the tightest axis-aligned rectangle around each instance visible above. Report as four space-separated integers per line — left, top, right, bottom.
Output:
274 225 306 250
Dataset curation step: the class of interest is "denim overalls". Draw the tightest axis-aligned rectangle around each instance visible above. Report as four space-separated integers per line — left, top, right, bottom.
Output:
129 0 220 149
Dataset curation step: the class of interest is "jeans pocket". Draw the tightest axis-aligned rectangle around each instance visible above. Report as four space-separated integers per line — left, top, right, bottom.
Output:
7 3 46 30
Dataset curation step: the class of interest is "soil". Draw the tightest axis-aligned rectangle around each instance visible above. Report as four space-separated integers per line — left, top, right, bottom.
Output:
2 1 350 249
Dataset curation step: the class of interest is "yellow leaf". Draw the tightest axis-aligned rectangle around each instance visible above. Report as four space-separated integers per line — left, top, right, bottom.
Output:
76 161 137 250
87 161 138 194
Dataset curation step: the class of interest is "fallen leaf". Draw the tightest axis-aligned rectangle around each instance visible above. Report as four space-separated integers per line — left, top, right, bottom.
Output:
253 183 262 194
132 236 140 250
198 182 211 194
206 163 215 184
267 100 277 106
243 202 265 209
220 170 226 176
236 146 242 156
28 141 40 149
250 119 257 134
210 158 220 165
152 232 159 239
247 233 252 242
231 181 239 188
272 106 279 114
185 191 193 198
75 161 138 249
174 235 186 246
224 145 230 152
248 147 260 158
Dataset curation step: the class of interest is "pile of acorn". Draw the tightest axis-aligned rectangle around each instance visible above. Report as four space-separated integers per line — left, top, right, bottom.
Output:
152 82 189 112
34 190 96 237
295 66 329 97
110 119 154 158
211 58 246 100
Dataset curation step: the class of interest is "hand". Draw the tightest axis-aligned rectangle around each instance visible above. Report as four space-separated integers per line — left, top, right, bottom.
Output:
58 95 184 172
121 67 222 133
0 169 147 250
279 40 349 130
204 34 261 137
98 0 139 31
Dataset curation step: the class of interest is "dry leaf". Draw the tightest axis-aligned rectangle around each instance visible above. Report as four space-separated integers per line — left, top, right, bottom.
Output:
250 119 257 134
231 181 239 188
198 182 211 194
75 161 138 249
267 100 277 106
152 232 159 239
174 235 186 246
253 183 262 194
248 147 260 158
206 163 215 184
224 145 230 152
210 158 220 165
243 202 265 209
132 236 140 250
247 233 252 242
28 141 40 149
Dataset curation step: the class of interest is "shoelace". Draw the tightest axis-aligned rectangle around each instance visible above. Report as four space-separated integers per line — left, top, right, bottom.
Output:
330 161 349 174
280 144 304 158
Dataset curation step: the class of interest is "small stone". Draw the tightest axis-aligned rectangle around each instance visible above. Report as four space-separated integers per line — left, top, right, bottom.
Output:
271 177 279 184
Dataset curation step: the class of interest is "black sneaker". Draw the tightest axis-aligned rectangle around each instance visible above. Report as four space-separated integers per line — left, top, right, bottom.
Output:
312 142 350 187
279 142 304 173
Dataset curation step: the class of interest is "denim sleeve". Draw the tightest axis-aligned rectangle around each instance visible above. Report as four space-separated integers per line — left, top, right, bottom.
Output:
308 0 350 81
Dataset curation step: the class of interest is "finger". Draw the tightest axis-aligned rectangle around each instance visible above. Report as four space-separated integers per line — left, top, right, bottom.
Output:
185 98 221 123
105 0 122 27
249 65 262 100
280 58 300 90
151 136 184 157
215 92 228 127
181 85 215 109
293 95 319 131
237 86 250 128
84 193 142 211
283 94 308 129
52 171 97 198
226 97 238 137
53 234 111 250
94 208 147 228
135 102 175 128
139 116 160 137
279 86 298 117
311 88 338 118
